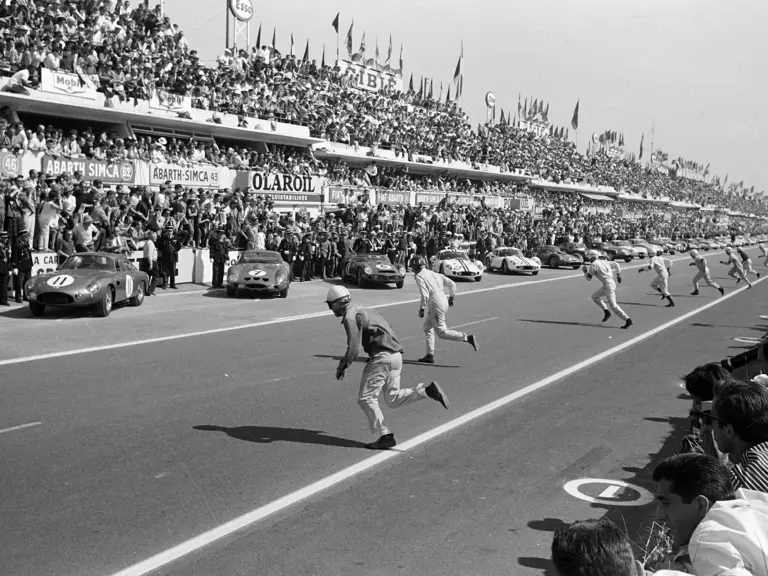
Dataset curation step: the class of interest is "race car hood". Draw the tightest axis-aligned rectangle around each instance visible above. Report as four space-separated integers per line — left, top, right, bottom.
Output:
229 262 286 278
30 269 112 290
559 253 582 262
505 254 537 266
443 258 481 271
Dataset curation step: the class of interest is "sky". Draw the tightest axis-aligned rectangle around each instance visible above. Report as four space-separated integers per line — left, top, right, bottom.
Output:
164 0 767 194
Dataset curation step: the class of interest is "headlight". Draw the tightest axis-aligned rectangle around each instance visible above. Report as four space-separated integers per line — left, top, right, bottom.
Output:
363 266 372 275
228 272 238 283
86 282 100 293
275 272 287 284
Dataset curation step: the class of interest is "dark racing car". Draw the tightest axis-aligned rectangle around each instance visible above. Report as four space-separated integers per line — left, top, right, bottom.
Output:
342 253 406 288
526 245 583 269
590 242 635 263
25 252 149 317
558 242 589 260
227 250 291 298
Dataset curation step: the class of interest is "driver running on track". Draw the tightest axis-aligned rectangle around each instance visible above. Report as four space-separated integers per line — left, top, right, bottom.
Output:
720 247 752 289
411 255 478 364
638 253 675 307
326 285 450 450
688 249 725 296
759 241 768 267
736 246 760 282
582 250 633 329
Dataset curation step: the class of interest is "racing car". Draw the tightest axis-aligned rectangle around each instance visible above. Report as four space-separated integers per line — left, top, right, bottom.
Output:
227 250 291 298
526 245 583 269
590 242 634 262
342 253 406 288
431 249 484 281
25 252 149 317
485 247 541 275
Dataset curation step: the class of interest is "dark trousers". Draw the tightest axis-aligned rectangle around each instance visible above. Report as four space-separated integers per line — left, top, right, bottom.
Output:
12 270 30 302
160 262 176 288
141 259 158 295
316 256 328 278
0 272 8 304
212 260 226 287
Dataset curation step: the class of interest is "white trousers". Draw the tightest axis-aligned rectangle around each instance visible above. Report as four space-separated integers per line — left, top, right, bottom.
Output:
741 259 757 277
727 265 749 284
650 274 669 297
423 301 467 355
693 270 720 290
591 286 629 320
358 352 426 437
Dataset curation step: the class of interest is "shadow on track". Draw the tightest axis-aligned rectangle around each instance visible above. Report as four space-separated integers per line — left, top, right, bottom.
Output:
193 425 368 449
518 556 559 576
518 319 621 329
313 353 460 368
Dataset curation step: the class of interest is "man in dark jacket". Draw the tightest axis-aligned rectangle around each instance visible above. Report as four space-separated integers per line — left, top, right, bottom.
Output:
11 228 33 302
157 222 178 289
209 228 230 288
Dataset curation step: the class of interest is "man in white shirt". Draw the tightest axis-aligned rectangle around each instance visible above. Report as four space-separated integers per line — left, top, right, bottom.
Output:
411 256 478 364
689 249 725 296
653 453 768 576
582 251 633 329
638 253 675 307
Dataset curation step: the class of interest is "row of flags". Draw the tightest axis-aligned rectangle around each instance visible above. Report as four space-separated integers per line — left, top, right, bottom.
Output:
333 12 404 73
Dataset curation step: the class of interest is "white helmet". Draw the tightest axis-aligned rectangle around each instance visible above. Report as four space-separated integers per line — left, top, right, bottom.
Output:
325 285 351 305
725 246 732 254
584 249 600 262
689 249 699 258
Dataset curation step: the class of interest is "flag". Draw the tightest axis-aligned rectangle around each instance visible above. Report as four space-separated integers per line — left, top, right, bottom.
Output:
428 78 433 99
331 12 339 33
542 101 549 122
458 75 463 99
272 27 276 50
345 21 353 56
500 108 505 125
418 76 423 98
439 81 443 101
538 100 544 115
386 34 392 64
549 125 554 136
566 128 569 140
523 97 528 120
446 85 451 103
290 33 294 56
517 93 522 117
639 133 644 159
531 98 538 118
571 99 579 130
255 24 261 48
321 45 326 68
408 73 414 92
399 44 403 71
359 31 366 56
453 51 462 84
302 39 309 62
375 38 380 62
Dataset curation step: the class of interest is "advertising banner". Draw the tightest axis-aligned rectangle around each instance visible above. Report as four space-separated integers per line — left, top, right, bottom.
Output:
377 191 410 205
40 68 98 100
149 163 227 188
447 194 478 206
246 172 323 203
327 186 364 205
336 60 403 93
41 156 136 184
31 252 59 276
415 192 445 206
506 197 534 212
0 151 21 178
148 89 192 113
483 196 505 209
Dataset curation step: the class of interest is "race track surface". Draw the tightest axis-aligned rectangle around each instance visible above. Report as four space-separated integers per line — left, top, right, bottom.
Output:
1 247 766 576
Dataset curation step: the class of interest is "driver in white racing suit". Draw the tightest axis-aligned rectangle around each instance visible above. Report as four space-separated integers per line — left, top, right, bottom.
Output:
582 250 633 329
638 253 675 307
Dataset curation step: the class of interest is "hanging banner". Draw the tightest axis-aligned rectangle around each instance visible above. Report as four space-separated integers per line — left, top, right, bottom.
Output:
447 194 478 206
149 163 227 188
148 89 192 113
506 197 534 212
377 191 410 205
415 192 445 206
336 60 403 93
0 151 21 178
41 156 136 184
40 68 98 100
31 252 59 276
327 186 364 205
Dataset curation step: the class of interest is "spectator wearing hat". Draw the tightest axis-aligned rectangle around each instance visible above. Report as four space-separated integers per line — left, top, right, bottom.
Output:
0 231 10 306
11 228 32 303
157 221 178 289
74 214 97 253
209 228 230 288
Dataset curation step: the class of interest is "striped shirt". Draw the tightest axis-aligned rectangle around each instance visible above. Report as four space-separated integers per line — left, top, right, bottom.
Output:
730 442 768 493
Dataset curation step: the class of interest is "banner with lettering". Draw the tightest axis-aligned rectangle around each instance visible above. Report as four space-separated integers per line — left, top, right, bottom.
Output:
415 192 445 206
327 186 365 205
376 191 410 205
0 151 21 178
41 156 136 184
41 68 98 100
505 197 534 212
447 194 480 206
246 172 323 203
336 60 403 93
31 252 59 276
149 89 192 113
148 163 229 188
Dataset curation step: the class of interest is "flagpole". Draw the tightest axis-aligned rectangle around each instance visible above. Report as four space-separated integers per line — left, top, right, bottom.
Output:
336 29 339 63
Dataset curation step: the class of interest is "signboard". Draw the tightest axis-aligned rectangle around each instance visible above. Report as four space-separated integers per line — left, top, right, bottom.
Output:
41 156 136 184
415 192 445 206
31 252 58 276
518 120 549 138
0 151 21 178
483 196 505 209
149 163 224 188
506 197 534 212
336 61 403 93
148 89 192 113
485 92 496 108
228 0 253 21
377 191 410 205
40 68 97 100
327 186 363 205
249 172 323 195
447 194 477 206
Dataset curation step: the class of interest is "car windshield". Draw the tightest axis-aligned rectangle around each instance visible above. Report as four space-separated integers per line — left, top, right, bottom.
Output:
360 255 391 263
545 246 563 253
60 255 115 272
238 251 282 264
568 243 586 250
441 251 470 261
498 248 522 257
614 241 630 246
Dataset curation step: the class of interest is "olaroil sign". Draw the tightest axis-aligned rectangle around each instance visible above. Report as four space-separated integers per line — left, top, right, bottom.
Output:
229 0 253 22
249 172 323 203
41 156 136 184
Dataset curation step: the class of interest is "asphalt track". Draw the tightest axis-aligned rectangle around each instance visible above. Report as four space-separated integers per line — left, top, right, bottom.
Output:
1 247 766 576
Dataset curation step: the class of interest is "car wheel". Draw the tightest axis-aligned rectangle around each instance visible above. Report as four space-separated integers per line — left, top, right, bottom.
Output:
129 281 145 307
474 275 482 282
549 257 558 269
278 287 288 298
502 261 510 275
532 270 539 276
571 264 581 270
357 270 366 288
29 301 45 316
226 286 236 297
395 280 404 289
624 257 632 263
94 287 113 318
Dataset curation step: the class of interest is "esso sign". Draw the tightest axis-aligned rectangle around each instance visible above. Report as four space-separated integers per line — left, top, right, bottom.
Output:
229 0 253 22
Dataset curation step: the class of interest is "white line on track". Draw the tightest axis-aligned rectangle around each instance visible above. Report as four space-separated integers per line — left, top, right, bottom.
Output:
108 274 765 576
0 421 42 435
0 249 755 367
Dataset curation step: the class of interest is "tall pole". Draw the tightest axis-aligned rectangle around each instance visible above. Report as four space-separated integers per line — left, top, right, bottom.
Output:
336 29 339 63
225 0 230 51
650 121 655 165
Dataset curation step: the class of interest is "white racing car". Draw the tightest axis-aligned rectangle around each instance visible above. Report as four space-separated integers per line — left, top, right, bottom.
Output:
430 249 484 282
485 246 541 275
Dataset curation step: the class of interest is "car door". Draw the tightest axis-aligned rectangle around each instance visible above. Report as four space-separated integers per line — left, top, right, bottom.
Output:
113 258 131 302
